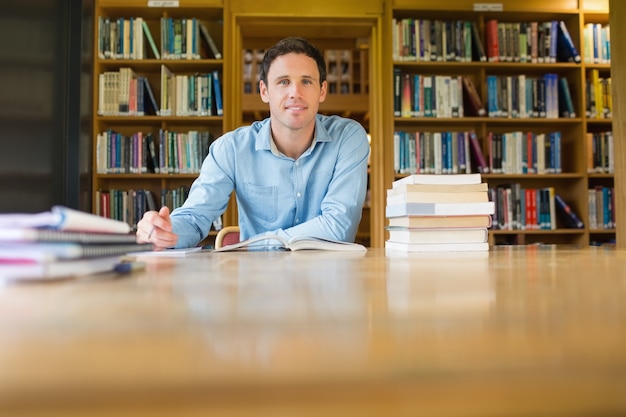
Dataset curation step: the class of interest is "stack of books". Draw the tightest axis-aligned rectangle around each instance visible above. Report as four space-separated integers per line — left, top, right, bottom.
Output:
385 173 495 252
0 206 153 282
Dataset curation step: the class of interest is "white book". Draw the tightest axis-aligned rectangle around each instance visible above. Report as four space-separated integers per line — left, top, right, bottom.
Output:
392 173 482 188
386 201 495 218
386 227 489 244
0 206 131 234
385 240 489 253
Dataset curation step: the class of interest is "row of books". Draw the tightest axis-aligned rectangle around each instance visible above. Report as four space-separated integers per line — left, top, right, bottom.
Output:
587 131 613 174
484 19 580 64
586 69 612 119
95 186 190 228
0 206 152 282
588 186 615 230
385 173 494 252
489 184 583 231
485 131 562 175
394 130 562 176
97 67 223 117
393 130 476 175
391 18 581 64
393 71 576 120
394 72 477 118
97 16 222 60
95 129 215 175
486 73 574 119
583 22 610 64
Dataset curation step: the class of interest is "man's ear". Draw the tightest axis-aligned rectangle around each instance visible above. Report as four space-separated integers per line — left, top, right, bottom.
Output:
259 80 269 103
319 80 328 103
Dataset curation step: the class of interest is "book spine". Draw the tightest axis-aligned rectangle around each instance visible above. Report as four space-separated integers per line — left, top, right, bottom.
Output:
468 131 489 174
199 22 222 59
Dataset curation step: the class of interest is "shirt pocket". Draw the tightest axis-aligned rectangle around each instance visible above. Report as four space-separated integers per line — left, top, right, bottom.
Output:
243 183 277 222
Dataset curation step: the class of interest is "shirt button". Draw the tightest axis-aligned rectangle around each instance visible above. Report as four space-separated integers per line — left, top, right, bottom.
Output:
296 192 301 198
296 218 300 223
295 161 299 166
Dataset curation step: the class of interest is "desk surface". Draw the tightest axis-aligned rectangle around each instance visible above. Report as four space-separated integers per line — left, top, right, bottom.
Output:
1 246 626 416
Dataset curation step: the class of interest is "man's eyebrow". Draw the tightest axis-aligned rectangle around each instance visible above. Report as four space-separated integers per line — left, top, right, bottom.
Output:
272 74 317 82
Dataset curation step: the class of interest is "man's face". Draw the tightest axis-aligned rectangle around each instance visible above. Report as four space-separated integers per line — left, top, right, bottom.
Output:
259 52 327 133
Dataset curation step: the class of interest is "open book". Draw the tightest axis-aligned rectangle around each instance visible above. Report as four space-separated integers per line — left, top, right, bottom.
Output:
214 235 367 252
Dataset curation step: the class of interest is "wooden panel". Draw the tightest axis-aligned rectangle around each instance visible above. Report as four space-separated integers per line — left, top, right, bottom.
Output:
393 0 578 12
230 0 382 15
582 0 609 11
98 0 223 6
610 0 625 247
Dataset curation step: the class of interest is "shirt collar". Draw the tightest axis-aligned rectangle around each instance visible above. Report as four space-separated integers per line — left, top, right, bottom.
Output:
255 115 332 157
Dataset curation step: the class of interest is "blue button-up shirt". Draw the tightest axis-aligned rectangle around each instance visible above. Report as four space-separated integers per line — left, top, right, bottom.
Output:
170 114 370 248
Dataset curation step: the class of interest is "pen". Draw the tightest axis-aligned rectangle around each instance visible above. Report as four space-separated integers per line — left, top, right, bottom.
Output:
114 261 146 274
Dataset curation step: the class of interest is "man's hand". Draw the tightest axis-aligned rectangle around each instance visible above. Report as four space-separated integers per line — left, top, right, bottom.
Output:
136 206 178 250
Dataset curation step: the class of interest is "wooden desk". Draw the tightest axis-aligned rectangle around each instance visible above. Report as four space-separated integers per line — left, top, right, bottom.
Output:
1 246 626 416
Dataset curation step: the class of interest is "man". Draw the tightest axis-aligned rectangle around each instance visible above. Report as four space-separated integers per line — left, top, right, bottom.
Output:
136 37 370 249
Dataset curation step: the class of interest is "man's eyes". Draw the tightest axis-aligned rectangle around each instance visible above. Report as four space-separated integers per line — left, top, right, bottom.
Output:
277 79 313 85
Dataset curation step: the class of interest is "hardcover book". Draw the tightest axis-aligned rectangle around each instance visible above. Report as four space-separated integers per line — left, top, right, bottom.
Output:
386 201 495 218
385 240 489 253
387 215 492 229
386 190 489 205
392 173 482 188
386 227 488 244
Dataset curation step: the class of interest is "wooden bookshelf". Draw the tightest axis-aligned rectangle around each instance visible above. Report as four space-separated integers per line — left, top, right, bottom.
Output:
384 0 613 247
92 0 228 237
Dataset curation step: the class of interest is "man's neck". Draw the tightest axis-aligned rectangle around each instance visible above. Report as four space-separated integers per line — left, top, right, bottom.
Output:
271 126 315 160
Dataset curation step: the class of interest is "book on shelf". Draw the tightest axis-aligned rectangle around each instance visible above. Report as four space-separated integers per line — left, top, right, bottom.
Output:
212 70 223 116
468 131 489 174
213 235 367 252
142 20 160 59
461 76 486 116
386 201 495 218
558 77 576 118
554 194 584 229
388 215 492 229
386 227 488 244
385 240 489 253
556 20 581 63
471 21 487 62
392 173 482 188
142 78 159 116
198 22 222 59
159 64 174 116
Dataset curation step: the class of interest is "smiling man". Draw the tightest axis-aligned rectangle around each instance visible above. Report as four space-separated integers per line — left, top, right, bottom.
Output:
136 37 370 249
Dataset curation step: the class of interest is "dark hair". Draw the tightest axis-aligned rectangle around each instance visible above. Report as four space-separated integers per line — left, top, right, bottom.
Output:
260 37 327 85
